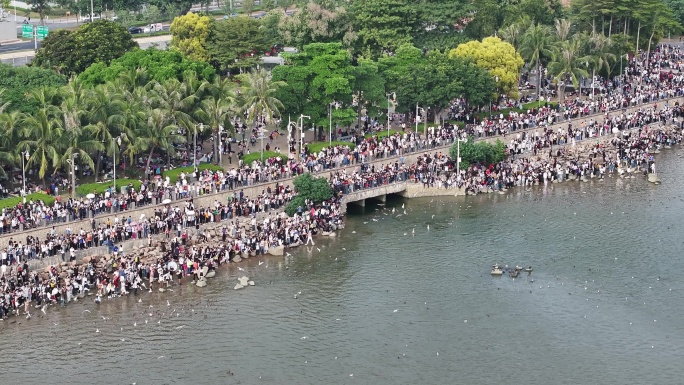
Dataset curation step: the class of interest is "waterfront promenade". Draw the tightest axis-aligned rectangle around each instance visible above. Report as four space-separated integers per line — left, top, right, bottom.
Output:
2 95 681 254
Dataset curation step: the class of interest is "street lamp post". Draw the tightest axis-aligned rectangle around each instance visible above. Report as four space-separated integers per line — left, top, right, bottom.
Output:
21 150 29 196
298 114 310 161
328 101 339 146
456 137 467 176
68 153 78 199
112 136 122 193
386 92 396 137
415 103 419 133
259 127 267 162
195 123 204 166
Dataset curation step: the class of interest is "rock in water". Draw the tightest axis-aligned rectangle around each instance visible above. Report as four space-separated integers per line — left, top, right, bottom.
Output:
206 270 216 278
269 245 285 256
248 281 255 286
196 279 207 287
234 284 244 290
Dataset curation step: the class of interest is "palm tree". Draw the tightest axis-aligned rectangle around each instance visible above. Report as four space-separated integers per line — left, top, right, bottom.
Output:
589 34 617 82
55 124 104 198
519 23 554 106
554 19 573 43
548 38 591 102
83 83 125 178
18 106 63 183
151 78 199 161
0 110 22 178
129 108 185 174
238 68 285 129
196 76 236 164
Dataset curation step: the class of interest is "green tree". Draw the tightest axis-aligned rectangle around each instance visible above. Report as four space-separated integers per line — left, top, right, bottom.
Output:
277 1 357 49
271 42 355 137
411 0 471 51
351 58 386 126
195 77 236 163
449 36 524 99
17 100 63 181
83 83 124 178
33 20 138 76
284 173 333 216
519 23 554 103
449 137 506 168
27 0 50 24
170 12 213 62
352 0 417 56
237 68 286 125
206 16 270 71
0 63 66 114
78 48 215 87
548 37 590 101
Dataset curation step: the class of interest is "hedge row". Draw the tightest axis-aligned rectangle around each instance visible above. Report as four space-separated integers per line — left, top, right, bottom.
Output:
0 192 56 210
163 164 224 182
241 151 288 165
76 179 143 196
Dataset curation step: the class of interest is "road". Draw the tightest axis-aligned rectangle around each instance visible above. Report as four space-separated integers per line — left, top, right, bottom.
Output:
0 35 171 66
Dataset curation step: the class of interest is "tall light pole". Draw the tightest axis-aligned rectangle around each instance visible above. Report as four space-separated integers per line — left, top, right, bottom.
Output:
67 153 78 199
298 114 310 161
415 103 419 133
112 136 121 193
90 0 94 21
422 107 429 137
456 137 467 176
259 127 267 162
195 123 204 166
21 150 29 196
386 92 396 137
329 101 340 146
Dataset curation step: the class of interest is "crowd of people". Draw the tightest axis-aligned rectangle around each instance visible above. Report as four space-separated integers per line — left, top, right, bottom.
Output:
1 45 684 319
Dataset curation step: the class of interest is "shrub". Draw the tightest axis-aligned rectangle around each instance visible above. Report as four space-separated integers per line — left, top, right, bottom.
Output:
0 192 56 210
241 151 288 166
449 137 507 168
285 173 332 216
306 141 356 154
162 164 224 182
76 179 143 196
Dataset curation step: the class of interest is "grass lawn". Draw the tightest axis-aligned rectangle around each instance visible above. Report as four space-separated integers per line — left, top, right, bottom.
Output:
0 192 55 210
306 141 356 153
241 151 288 165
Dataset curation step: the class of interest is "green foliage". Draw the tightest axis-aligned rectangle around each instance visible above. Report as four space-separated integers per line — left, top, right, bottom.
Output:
285 173 332 216
352 0 417 56
78 48 215 87
162 164 224 182
351 58 386 118
284 195 306 216
0 64 66 114
207 16 270 71
33 20 138 76
0 193 56 210
76 179 142 196
170 12 213 62
306 141 356 154
241 151 288 165
272 42 356 129
449 137 507 168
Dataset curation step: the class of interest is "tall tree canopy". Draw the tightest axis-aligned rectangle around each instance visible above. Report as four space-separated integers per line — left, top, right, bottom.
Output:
170 12 212 62
449 36 524 98
32 20 138 76
206 16 271 72
78 48 216 87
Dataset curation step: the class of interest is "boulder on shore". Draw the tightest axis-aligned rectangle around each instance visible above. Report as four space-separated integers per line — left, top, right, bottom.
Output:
233 256 242 263
234 283 244 290
268 245 285 256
